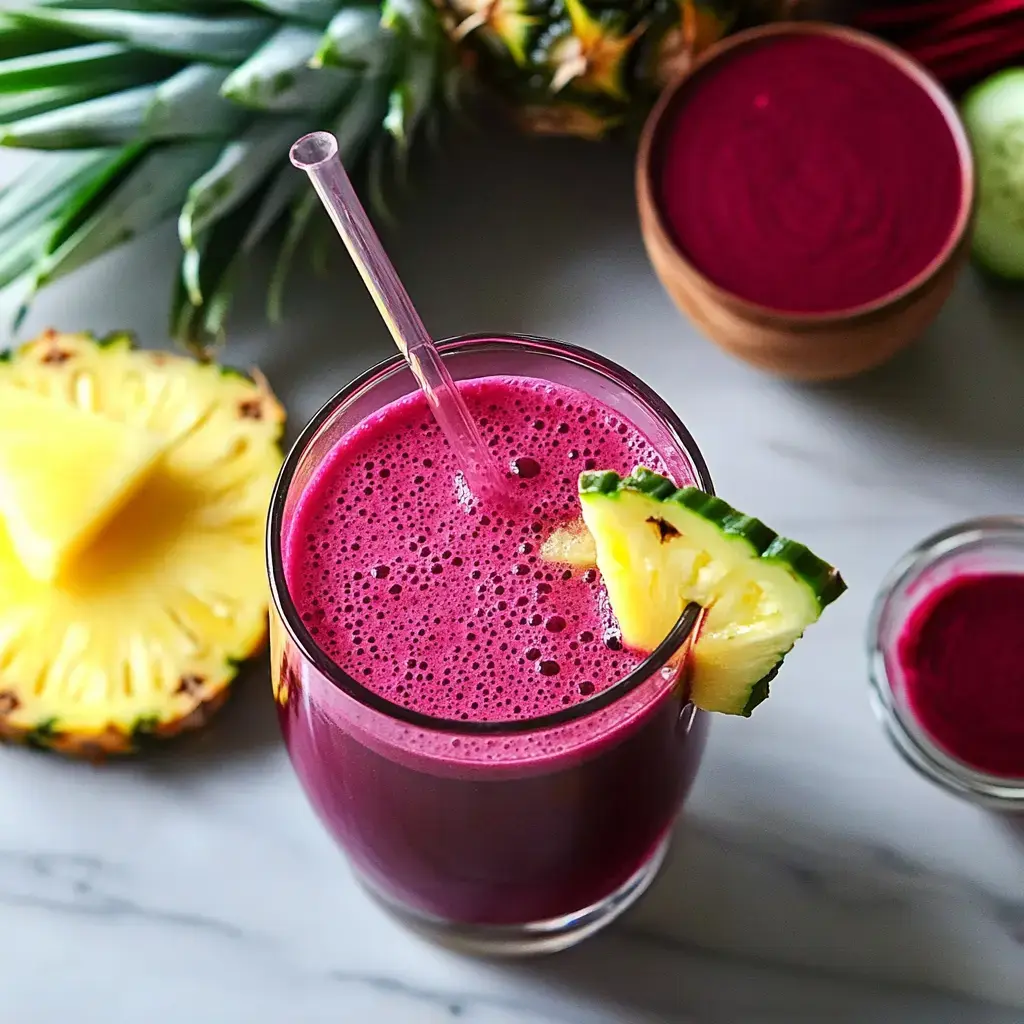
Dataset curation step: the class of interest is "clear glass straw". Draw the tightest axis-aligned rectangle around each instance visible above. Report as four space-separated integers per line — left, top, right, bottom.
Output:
290 131 507 501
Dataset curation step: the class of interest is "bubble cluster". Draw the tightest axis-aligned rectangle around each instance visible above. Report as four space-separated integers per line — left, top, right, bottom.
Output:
285 376 671 725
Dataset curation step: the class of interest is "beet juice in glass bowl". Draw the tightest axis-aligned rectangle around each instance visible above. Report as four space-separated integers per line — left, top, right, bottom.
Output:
869 518 1024 810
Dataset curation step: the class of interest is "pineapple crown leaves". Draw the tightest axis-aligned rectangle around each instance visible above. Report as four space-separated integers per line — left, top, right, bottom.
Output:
0 0 457 353
0 0 778 351
547 0 647 99
446 0 539 68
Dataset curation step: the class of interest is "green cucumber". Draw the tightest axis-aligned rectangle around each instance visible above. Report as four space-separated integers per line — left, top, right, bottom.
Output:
578 467 846 716
962 69 1024 280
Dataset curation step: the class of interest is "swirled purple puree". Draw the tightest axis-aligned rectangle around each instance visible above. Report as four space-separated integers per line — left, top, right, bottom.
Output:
653 34 965 314
898 574 1024 780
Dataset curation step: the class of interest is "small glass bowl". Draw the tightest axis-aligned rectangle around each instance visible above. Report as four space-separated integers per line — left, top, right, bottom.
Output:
867 517 1024 812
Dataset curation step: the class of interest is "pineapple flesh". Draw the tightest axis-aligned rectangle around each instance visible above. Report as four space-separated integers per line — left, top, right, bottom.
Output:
0 330 285 758
0 383 168 583
578 468 846 716
0 0 794 349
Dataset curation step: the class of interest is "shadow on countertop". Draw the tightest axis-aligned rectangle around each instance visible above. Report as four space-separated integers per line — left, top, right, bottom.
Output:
794 268 1024 460
494 808 1024 1023
502 926 1023 1024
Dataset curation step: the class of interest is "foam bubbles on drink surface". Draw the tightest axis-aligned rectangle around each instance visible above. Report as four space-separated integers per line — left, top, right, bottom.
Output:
287 377 672 726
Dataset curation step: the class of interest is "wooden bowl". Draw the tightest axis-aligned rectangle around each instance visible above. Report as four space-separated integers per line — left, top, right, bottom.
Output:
636 22 976 382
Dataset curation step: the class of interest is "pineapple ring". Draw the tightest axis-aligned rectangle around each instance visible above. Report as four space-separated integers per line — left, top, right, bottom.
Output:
0 330 285 759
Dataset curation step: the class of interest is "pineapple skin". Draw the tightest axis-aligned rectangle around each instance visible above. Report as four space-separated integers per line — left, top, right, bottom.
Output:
438 0 740 140
0 330 286 761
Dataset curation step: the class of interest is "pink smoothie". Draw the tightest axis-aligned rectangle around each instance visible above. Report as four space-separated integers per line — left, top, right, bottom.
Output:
279 375 707 924
286 375 668 722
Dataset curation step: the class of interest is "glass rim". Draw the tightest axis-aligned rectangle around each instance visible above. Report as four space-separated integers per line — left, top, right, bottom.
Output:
266 333 713 736
866 516 1024 807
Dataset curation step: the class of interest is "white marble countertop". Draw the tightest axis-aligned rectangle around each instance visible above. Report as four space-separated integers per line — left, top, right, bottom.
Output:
2 129 1024 1023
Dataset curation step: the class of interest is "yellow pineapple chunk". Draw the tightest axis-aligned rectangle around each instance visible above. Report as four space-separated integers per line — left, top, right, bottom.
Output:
540 519 596 566
0 385 167 582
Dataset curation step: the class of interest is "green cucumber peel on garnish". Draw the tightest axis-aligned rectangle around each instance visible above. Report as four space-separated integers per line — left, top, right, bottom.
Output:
578 467 847 717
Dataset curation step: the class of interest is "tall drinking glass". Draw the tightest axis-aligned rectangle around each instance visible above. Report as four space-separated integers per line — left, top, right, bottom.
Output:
267 335 712 955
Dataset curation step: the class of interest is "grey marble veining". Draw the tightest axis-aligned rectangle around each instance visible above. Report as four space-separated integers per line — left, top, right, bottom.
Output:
1 124 1024 1021
0 817 1020 1024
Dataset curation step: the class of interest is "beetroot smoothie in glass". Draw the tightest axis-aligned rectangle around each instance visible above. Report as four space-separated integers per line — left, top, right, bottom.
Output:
269 336 710 953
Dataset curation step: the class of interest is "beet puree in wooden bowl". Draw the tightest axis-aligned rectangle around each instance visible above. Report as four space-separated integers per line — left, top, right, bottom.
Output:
637 23 976 381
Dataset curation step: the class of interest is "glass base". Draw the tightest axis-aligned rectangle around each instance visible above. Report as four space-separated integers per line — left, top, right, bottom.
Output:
356 835 670 957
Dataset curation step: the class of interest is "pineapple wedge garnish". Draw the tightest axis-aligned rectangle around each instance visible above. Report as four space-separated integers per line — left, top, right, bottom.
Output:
0 330 285 759
578 468 846 716
0 385 168 583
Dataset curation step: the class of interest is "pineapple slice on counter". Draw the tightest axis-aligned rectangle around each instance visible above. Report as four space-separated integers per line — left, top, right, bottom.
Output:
0 330 285 759
0 385 168 583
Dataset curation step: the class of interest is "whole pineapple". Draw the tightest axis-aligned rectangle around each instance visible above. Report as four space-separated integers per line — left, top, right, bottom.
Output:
0 0 794 349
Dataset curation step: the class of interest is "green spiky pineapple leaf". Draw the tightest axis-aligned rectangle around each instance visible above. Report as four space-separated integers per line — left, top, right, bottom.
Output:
0 41 175 92
0 67 250 147
314 8 392 70
178 117 307 248
220 23 353 111
31 141 222 291
175 172 276 348
0 80 133 124
0 13 81 60
6 8 277 64
243 0 338 24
